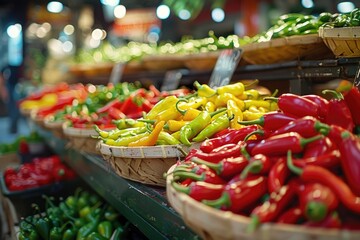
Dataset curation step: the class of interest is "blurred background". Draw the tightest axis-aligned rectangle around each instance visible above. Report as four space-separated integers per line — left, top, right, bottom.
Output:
0 0 359 138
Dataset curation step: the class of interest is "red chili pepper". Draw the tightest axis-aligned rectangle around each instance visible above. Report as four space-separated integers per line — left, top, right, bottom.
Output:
298 183 339 222
200 125 259 153
202 176 268 213
322 90 354 131
96 98 123 114
277 206 303 224
239 154 273 179
238 112 296 131
212 128 233 138
29 172 54 185
293 150 340 169
108 107 126 120
268 158 291 193
287 150 360 214
37 97 74 117
149 85 161 97
140 98 154 113
171 181 225 201
247 180 298 232
172 168 227 185
191 156 249 180
271 116 325 138
302 94 329 121
342 86 360 125
251 132 323 157
185 143 243 163
119 96 140 115
304 211 341 229
302 136 336 158
266 93 320 118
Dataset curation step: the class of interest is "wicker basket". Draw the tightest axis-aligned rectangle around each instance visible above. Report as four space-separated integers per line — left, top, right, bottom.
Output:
30 111 48 130
166 165 360 240
44 119 66 139
62 124 104 155
142 54 187 71
184 51 220 71
98 143 199 187
319 27 360 58
242 34 333 65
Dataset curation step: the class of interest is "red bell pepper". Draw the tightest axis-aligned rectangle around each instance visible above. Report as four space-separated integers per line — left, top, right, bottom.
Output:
322 90 354 131
302 94 329 121
298 183 339 222
271 116 325 138
191 156 249 180
266 93 320 118
277 206 303 224
251 132 323 157
248 180 298 232
287 150 360 214
200 125 259 153
202 176 268 213
171 181 225 201
238 112 296 131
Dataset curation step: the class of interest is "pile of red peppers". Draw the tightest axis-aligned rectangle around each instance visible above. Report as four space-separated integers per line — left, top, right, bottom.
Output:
4 155 76 191
171 86 360 232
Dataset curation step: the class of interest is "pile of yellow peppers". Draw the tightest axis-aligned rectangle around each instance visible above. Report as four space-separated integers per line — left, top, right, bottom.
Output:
96 81 278 147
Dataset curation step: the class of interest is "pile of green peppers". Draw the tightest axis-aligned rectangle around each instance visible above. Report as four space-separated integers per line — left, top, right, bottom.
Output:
328 8 360 27
18 188 130 240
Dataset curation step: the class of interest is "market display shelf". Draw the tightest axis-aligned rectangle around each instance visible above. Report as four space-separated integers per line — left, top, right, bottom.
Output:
36 126 200 240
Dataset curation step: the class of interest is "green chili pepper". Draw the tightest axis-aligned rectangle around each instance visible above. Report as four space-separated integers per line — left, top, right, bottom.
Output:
59 202 76 219
334 14 349 27
19 230 40 240
49 227 62 240
112 222 130 240
85 232 107 240
63 228 77 240
97 221 113 238
318 12 332 22
158 131 181 145
179 108 226 146
76 217 100 240
278 13 304 23
192 113 230 142
104 206 119 221
295 20 316 33
35 217 51 240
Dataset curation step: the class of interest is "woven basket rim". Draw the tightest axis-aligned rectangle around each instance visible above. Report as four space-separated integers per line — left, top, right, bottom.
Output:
166 165 360 239
43 118 64 129
319 26 360 39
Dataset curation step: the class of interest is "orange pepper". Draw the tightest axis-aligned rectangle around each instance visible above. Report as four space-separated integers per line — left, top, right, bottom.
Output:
128 121 165 147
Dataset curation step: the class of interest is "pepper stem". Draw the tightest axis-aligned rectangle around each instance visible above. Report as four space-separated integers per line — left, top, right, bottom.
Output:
238 116 265 126
240 160 263 179
262 96 278 102
191 157 221 175
209 108 227 117
240 143 251 160
300 135 323 148
287 150 303 175
244 129 264 141
176 99 189 115
322 89 344 100
247 215 260 233
202 192 230 209
171 181 191 195
305 201 327 222
173 171 204 182
137 119 156 124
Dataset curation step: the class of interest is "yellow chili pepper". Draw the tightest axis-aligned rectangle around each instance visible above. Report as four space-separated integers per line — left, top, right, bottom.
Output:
243 110 264 121
103 132 149 146
205 101 216 112
244 89 260 100
227 99 244 129
194 81 216 97
182 108 202 121
177 97 207 111
248 105 261 113
171 131 181 140
214 93 245 110
155 104 182 123
164 120 189 132
244 100 271 110
216 82 245 97
128 121 165 147
145 96 178 120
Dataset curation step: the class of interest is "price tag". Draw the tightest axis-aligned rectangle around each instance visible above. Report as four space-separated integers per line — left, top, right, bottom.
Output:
161 69 187 91
209 48 243 88
354 61 360 89
109 62 125 85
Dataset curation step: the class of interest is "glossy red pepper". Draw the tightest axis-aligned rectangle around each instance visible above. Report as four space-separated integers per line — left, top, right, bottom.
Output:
239 154 273 179
277 206 303 224
108 107 126 120
287 150 360 214
119 96 141 115
171 181 225 201
271 116 325 138
342 86 360 125
251 132 323 157
191 156 248 180
248 180 298 232
96 98 123 114
268 158 290 193
302 94 329 121
202 176 268 213
322 89 354 131
36 97 74 117
303 136 336 158
238 112 296 131
172 168 227 185
266 93 320 118
185 143 243 163
293 150 340 169
304 211 341 229
298 183 339 222
200 125 259 153
212 128 233 138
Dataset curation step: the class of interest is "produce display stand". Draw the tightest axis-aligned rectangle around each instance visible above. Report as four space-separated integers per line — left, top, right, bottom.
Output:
35 126 199 240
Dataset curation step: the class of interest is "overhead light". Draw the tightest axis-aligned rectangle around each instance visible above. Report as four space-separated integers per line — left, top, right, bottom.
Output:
92 29 103 40
47 1 64 13
64 24 75 35
156 5 170 20
337 1 355 13
114 5 126 19
212 8 225 22
7 24 22 38
100 0 120 6
301 0 314 8
178 9 191 20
